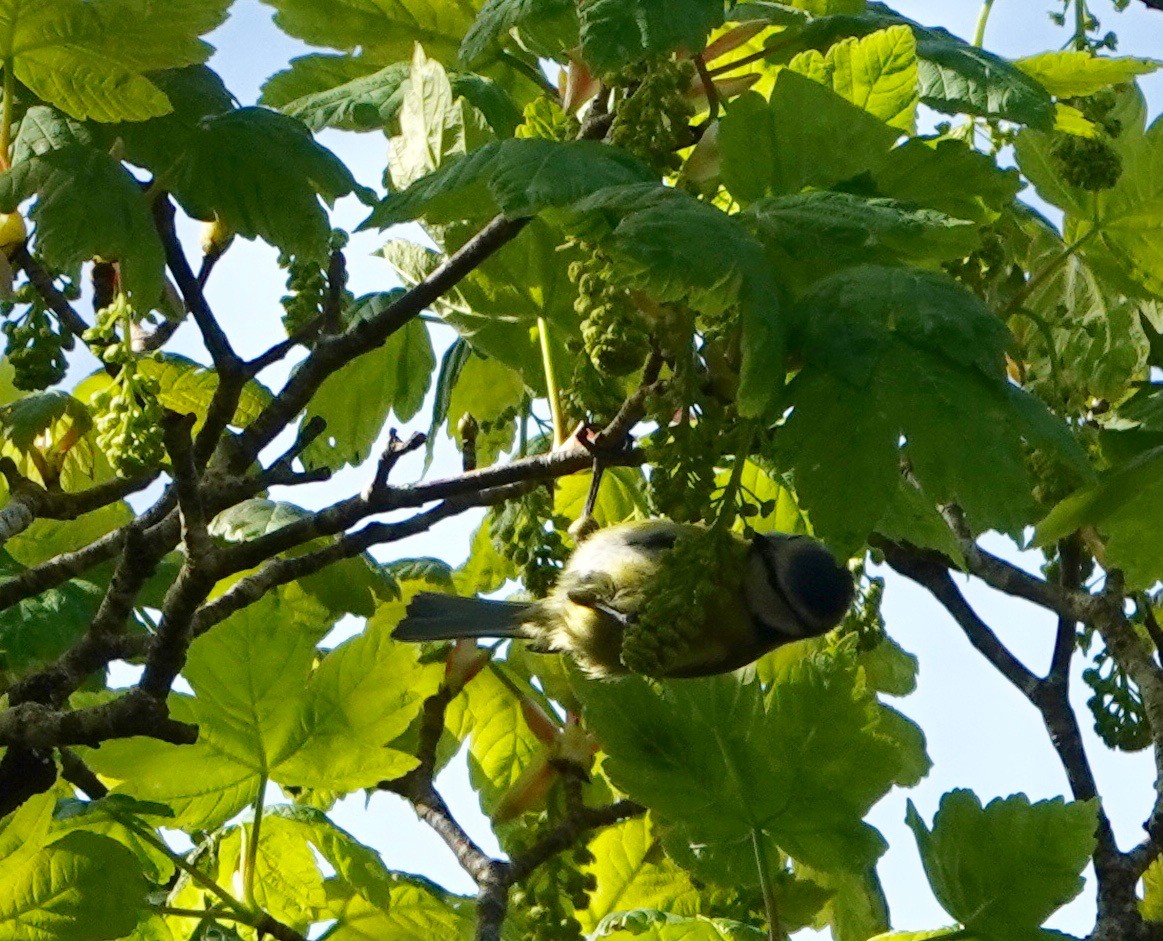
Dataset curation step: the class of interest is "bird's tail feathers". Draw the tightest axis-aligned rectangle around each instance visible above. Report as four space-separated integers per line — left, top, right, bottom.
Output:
393 592 532 642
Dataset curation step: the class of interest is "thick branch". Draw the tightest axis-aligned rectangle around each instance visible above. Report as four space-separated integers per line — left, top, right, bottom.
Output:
0 458 154 547
11 245 90 341
0 692 197 749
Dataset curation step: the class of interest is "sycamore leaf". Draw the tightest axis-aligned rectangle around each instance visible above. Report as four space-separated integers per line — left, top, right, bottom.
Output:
87 590 439 829
872 137 1022 224
594 911 765 940
1034 446 1163 589
460 0 577 68
262 56 522 137
744 191 978 290
445 352 525 466
264 59 410 132
0 831 149 941
0 107 164 305
1014 52 1159 99
577 646 900 873
905 791 1097 939
776 265 1089 554
0 566 103 675
788 25 919 131
365 138 653 228
799 865 891 941
776 3 1054 128
379 221 580 394
260 0 482 65
112 79 366 262
578 0 725 75
555 468 650 528
577 816 701 934
6 501 133 568
720 72 899 204
50 796 176 884
0 0 230 122
302 293 435 471
444 662 545 818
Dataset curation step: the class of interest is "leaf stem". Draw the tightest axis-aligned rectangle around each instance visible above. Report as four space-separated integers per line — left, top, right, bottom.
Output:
973 0 997 46
0 59 14 172
1073 0 1090 50
243 774 268 907
1001 229 1098 321
716 425 756 529
114 811 251 918
537 316 566 448
751 828 782 941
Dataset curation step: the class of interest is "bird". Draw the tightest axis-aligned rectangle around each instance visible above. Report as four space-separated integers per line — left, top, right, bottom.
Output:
392 519 854 679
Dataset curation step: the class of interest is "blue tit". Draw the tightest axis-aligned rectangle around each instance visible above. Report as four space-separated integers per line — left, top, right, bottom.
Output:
392 519 854 678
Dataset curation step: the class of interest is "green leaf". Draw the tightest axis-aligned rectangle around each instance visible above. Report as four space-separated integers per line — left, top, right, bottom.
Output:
445 352 525 466
1013 52 1159 99
0 573 103 675
788 25 919 131
6 502 133 568
578 0 725 75
799 865 891 941
215 816 328 931
0 831 149 941
366 138 653 228
89 589 436 828
1142 854 1163 922
0 0 230 122
1034 446 1163 589
1006 210 1150 412
781 4 1054 128
872 137 1022 224
905 791 1097 938
744 191 978 290
275 605 443 791
460 0 577 68
555 468 650 528
261 0 481 65
577 645 900 873
720 72 899 203
0 107 165 305
444 663 545 817
776 265 1089 554
50 796 176 884
578 816 701 933
594 910 766 940
264 59 410 132
303 294 435 471
116 90 366 261
874 481 965 569
262 57 522 137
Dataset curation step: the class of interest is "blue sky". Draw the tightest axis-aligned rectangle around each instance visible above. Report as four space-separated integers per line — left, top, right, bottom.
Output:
143 1 1163 934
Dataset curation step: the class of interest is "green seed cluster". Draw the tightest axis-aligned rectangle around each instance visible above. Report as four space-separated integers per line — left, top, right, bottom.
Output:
509 845 596 941
621 527 747 676
489 488 570 598
561 356 626 426
646 406 726 524
2 294 73 391
1083 639 1150 751
279 252 326 334
515 96 579 141
1049 132 1123 191
85 295 166 477
568 247 650 378
610 59 695 175
507 818 596 941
